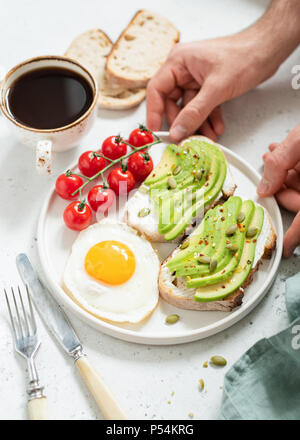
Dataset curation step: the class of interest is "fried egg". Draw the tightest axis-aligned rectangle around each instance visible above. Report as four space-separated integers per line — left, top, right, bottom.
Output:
63 220 160 323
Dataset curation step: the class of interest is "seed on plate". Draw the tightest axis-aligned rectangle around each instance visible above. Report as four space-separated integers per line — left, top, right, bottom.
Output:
210 355 227 366
226 243 239 252
210 258 217 272
237 212 245 223
226 224 238 236
198 255 211 264
203 360 208 368
138 207 151 217
168 176 177 189
246 226 258 238
172 165 182 175
180 240 189 250
199 379 205 391
165 314 180 324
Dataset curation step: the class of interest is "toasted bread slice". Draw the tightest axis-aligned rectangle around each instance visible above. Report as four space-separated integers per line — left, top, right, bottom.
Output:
65 29 146 110
125 136 236 242
159 207 276 312
106 10 179 88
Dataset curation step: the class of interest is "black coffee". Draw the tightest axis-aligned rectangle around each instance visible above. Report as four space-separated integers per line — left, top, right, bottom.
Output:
6 67 94 129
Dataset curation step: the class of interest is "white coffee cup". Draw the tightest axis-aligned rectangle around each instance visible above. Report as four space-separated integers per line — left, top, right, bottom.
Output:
0 55 98 173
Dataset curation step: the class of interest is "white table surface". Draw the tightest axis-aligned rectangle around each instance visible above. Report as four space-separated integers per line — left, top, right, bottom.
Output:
0 0 299 421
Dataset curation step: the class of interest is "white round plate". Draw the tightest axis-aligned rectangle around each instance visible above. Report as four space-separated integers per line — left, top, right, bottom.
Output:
37 132 283 345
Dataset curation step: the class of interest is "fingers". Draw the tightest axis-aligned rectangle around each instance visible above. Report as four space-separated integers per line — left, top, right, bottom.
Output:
276 187 300 212
146 65 177 131
257 125 300 197
198 120 218 142
182 89 197 107
146 59 193 131
208 106 225 136
283 211 300 258
285 169 300 193
165 99 181 126
169 79 223 142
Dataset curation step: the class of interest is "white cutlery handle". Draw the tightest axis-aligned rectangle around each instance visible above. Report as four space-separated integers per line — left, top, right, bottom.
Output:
28 397 48 420
76 356 126 420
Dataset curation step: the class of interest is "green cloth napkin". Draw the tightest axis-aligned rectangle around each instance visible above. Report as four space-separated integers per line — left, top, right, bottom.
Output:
220 272 300 420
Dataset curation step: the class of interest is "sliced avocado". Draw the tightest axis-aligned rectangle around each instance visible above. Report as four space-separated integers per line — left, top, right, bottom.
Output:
143 140 227 241
166 205 217 271
193 205 264 302
163 141 227 241
187 200 255 288
145 144 179 185
173 196 242 277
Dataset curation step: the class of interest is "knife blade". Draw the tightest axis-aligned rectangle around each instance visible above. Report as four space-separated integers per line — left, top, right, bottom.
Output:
16 253 82 357
16 253 126 420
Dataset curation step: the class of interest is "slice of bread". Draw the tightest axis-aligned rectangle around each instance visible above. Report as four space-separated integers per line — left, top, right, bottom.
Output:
106 10 180 88
159 207 276 312
65 29 146 110
125 136 237 242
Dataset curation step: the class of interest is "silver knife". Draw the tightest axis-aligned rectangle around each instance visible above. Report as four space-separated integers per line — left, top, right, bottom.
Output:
16 253 126 420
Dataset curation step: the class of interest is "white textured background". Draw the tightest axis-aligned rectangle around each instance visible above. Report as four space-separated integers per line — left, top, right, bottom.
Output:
0 0 299 420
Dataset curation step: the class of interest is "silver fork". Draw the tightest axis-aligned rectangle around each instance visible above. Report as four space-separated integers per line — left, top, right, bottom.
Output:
4 285 48 420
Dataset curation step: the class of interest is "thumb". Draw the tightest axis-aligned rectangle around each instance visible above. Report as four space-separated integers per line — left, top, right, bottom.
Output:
258 125 300 197
170 79 222 142
283 210 300 258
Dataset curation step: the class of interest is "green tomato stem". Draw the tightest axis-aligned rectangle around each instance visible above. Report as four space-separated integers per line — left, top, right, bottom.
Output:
71 134 161 197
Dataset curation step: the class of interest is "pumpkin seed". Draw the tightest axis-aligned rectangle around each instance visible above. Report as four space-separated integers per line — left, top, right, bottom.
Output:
198 255 211 264
199 379 205 391
168 176 177 189
180 240 189 250
138 207 151 217
210 258 218 272
165 314 180 324
237 212 245 223
210 355 227 366
226 224 238 236
172 165 182 175
246 226 258 238
226 243 239 252
139 185 149 194
194 169 204 181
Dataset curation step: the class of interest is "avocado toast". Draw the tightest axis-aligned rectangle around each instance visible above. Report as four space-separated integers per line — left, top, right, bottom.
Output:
159 196 276 311
125 136 236 242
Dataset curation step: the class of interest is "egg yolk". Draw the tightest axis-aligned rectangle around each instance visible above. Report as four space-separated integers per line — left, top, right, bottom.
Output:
84 241 136 285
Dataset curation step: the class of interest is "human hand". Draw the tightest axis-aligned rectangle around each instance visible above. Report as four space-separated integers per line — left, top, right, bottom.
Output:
146 36 278 143
257 125 300 257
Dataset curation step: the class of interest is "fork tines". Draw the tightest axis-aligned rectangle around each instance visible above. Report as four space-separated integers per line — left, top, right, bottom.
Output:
4 285 37 342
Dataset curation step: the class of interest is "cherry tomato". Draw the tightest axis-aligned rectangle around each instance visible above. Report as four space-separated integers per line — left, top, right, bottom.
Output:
102 135 127 160
88 185 115 213
127 151 153 181
63 201 92 231
78 151 106 177
107 167 135 195
128 126 154 148
55 172 83 200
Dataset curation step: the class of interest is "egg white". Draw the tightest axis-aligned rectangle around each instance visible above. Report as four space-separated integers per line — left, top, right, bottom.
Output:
63 220 160 323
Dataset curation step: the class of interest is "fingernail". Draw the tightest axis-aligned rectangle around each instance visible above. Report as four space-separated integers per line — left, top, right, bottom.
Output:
170 125 187 142
257 178 270 196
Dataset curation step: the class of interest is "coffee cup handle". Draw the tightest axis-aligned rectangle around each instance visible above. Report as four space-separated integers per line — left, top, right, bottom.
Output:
36 140 53 174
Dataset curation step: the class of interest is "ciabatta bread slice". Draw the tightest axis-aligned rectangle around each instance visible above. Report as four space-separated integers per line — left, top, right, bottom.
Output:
159 207 276 312
106 10 179 88
125 136 236 242
65 29 146 110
